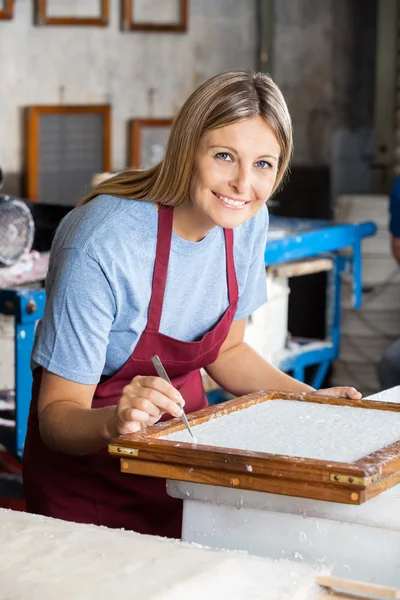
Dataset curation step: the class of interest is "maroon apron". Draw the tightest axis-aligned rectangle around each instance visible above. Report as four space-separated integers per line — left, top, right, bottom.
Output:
23 205 238 537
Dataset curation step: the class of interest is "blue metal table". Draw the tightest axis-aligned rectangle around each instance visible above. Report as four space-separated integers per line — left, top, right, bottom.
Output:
0 289 46 458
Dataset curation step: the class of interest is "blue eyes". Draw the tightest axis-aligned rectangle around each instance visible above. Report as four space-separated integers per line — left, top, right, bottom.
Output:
256 160 270 169
216 152 232 161
215 152 272 169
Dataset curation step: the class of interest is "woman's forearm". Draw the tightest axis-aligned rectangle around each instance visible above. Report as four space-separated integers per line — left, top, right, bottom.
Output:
39 401 116 456
206 342 314 397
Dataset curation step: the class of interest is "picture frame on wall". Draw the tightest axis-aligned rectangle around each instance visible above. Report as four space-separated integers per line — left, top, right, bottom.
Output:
35 0 109 27
0 0 14 20
25 105 111 206
129 119 173 169
121 0 188 32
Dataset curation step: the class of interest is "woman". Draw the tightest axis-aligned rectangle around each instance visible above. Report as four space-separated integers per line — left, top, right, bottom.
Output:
23 70 360 537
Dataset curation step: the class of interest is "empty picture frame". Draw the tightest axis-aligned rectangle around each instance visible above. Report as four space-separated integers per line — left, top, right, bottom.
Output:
129 118 173 169
25 105 111 206
121 0 188 32
35 0 109 26
0 0 14 19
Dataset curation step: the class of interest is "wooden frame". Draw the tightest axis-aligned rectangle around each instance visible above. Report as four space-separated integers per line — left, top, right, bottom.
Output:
316 575 400 600
0 0 14 19
25 105 111 203
109 390 400 505
35 0 109 27
129 118 173 168
121 0 188 32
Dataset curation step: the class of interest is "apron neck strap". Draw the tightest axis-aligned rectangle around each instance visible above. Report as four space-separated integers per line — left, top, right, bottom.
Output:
147 204 173 331
224 227 238 304
147 204 239 332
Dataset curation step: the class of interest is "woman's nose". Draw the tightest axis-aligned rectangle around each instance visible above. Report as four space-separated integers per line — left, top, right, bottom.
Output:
229 166 251 195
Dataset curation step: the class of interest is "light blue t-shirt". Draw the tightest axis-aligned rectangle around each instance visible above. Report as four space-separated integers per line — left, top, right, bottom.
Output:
32 195 269 384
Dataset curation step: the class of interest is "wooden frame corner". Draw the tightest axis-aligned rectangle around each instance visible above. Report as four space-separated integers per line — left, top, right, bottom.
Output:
0 0 14 20
35 0 110 27
129 118 173 169
121 0 188 32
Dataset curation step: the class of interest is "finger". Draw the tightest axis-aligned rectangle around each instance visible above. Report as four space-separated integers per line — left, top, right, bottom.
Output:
312 388 339 397
119 407 151 424
131 388 182 418
138 389 183 417
131 380 184 416
118 421 142 435
314 387 362 399
135 376 185 406
131 397 163 419
121 390 162 418
343 387 362 400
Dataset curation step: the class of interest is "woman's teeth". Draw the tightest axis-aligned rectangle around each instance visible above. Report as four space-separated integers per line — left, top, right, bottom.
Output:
215 193 246 207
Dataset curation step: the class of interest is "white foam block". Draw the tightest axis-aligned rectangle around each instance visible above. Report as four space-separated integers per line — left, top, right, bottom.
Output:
0 509 322 600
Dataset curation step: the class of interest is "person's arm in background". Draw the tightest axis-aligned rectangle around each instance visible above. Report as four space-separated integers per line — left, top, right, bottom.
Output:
389 176 400 265
376 178 400 391
392 236 400 265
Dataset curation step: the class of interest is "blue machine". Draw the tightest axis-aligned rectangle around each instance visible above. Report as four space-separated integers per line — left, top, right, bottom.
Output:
0 217 376 458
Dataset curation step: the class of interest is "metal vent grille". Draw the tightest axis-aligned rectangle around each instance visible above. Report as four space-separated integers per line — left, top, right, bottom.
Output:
38 113 105 206
0 197 34 265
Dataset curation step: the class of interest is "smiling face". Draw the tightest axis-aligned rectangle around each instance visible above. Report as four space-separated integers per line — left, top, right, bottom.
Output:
173 115 281 241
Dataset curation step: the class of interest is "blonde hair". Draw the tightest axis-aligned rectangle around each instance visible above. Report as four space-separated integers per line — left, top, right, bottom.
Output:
80 70 292 206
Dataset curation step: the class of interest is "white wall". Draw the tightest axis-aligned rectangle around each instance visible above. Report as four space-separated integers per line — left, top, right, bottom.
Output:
0 0 257 191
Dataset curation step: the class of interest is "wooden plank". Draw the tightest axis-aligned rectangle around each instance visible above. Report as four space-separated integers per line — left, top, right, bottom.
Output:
119 458 366 504
363 470 400 502
268 256 333 278
316 575 400 599
319 594 385 600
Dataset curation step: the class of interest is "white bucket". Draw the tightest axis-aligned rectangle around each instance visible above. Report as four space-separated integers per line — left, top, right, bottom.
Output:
244 276 290 365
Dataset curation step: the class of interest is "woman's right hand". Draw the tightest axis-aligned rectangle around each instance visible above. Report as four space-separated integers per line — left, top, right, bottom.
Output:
110 375 184 437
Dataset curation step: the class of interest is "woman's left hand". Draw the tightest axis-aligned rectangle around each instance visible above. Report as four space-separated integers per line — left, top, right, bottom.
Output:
311 386 362 400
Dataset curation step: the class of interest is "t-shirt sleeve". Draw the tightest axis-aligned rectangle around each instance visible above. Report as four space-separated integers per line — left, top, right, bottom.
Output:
390 177 400 238
234 208 269 321
32 248 116 384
